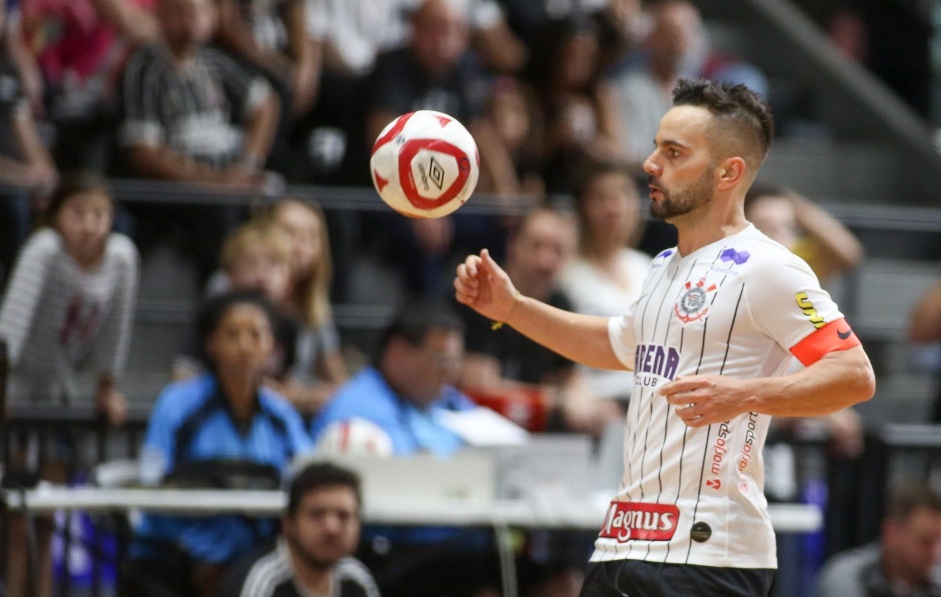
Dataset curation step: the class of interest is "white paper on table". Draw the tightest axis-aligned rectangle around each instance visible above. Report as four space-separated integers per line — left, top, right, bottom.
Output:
438 407 530 447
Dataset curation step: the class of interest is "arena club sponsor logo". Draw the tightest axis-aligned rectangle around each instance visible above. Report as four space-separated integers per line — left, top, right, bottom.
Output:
738 412 760 472
633 344 680 388
598 501 680 542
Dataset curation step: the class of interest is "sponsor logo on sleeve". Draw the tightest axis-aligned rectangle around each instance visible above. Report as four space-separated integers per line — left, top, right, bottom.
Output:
795 292 826 329
598 501 680 542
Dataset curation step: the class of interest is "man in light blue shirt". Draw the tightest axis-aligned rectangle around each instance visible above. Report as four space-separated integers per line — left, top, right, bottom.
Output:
310 300 476 456
310 299 500 597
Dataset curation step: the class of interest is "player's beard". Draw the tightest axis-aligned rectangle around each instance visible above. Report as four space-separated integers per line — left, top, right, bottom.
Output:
648 168 715 221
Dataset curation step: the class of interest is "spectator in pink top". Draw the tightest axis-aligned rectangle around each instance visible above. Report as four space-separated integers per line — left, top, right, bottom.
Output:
19 0 158 169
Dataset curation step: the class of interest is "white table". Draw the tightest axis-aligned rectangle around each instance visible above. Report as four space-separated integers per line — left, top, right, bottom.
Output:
2 486 823 532
2 487 822 597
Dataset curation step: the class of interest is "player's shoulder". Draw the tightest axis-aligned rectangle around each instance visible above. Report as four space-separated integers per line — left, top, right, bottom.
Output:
727 226 814 271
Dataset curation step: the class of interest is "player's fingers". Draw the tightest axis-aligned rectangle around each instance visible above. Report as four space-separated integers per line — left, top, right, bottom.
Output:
659 376 710 397
663 387 712 407
681 415 710 428
454 276 478 300
460 254 482 278
479 248 504 278
455 262 479 287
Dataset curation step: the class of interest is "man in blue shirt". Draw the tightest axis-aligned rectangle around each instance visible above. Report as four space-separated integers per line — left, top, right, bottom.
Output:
310 300 476 456
310 299 499 597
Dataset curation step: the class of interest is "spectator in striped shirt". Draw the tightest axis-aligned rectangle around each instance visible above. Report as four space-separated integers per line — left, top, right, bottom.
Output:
119 0 280 282
216 462 380 597
0 170 138 419
0 171 138 597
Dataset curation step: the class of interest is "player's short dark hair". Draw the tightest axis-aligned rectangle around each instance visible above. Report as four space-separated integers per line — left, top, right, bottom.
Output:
196 289 279 348
672 78 775 168
45 170 113 226
885 481 941 523
287 462 362 515
374 298 465 360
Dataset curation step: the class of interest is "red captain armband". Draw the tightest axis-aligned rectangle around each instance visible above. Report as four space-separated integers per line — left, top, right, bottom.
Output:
789 318 861 366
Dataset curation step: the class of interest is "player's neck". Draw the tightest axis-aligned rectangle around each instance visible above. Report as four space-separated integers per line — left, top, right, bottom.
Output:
674 213 749 257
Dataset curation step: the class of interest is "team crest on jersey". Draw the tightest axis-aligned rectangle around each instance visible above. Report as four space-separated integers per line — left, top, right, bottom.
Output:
674 278 717 324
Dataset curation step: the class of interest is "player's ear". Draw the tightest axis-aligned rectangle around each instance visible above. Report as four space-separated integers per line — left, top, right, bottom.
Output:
716 157 747 190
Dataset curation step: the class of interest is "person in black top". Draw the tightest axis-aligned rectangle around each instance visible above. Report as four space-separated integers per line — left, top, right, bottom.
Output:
458 204 609 435
217 462 380 597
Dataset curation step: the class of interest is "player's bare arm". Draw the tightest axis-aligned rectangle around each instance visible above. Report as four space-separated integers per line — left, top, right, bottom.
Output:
455 249 624 370
660 345 875 428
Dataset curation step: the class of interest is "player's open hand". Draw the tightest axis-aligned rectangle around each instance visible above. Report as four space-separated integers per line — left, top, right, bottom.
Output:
660 374 750 428
454 249 520 324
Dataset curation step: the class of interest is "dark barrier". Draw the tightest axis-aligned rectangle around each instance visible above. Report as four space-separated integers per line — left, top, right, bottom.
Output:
0 394 149 597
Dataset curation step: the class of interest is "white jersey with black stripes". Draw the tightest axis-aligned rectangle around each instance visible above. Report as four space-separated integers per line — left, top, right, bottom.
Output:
591 224 850 569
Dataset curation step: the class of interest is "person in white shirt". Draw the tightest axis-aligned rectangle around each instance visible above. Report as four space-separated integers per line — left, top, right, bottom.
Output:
560 161 652 406
455 78 875 596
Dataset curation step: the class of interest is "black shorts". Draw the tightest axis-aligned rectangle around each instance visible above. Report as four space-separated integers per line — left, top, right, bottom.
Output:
580 559 775 597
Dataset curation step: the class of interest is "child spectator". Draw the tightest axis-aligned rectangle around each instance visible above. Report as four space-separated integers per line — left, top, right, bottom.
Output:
265 199 347 409
0 170 138 419
1 171 138 597
174 220 296 384
176 215 343 415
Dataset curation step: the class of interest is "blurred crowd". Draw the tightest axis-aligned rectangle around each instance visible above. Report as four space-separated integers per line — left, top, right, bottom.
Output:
1 1 940 597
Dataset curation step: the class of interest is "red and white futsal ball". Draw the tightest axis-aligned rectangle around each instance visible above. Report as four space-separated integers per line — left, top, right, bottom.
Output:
370 110 479 218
